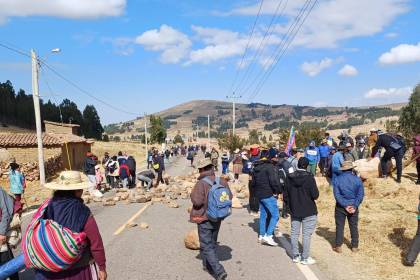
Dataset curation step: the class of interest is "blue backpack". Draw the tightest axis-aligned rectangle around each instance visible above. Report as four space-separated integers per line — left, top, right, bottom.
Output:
203 177 232 221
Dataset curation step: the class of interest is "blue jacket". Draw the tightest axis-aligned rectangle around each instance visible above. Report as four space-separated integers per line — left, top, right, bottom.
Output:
333 171 364 208
9 169 24 194
304 146 320 164
332 152 344 176
318 145 330 158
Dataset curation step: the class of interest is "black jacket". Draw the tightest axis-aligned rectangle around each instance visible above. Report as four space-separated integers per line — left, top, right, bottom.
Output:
83 157 96 175
126 156 136 171
285 170 319 218
251 159 282 199
372 133 406 156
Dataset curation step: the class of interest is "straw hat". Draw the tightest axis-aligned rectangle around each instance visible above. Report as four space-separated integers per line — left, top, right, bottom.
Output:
195 158 213 169
340 161 355 171
45 171 88 190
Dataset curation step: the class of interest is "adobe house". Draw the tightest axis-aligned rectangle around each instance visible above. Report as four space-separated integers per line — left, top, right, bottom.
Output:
0 121 93 171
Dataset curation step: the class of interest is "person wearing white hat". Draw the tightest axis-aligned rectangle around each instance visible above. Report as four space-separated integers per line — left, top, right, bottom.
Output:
37 171 107 280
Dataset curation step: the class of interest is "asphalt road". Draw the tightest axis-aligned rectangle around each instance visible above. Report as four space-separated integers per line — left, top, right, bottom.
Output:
17 156 327 280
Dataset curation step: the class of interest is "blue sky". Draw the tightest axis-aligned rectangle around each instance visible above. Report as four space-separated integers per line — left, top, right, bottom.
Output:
0 0 419 124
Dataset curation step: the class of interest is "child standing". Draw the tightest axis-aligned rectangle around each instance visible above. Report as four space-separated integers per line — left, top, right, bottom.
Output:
8 162 25 212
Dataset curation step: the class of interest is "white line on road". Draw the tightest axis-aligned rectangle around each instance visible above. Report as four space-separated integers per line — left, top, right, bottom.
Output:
114 203 151 235
295 263 320 280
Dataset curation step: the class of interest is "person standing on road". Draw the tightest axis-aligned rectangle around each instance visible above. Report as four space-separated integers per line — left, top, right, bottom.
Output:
248 146 261 216
101 152 110 186
318 139 330 176
232 149 243 181
285 157 319 265
404 194 420 266
35 171 107 280
147 150 153 169
304 141 320 176
221 152 230 175
153 154 165 187
371 131 406 183
277 152 292 219
126 155 137 187
332 161 364 253
190 158 230 280
83 152 98 194
8 162 25 208
251 148 281 246
210 148 220 171
106 156 120 189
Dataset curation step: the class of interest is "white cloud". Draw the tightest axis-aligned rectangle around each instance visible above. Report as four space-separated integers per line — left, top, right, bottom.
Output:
135 25 192 64
378 42 420 65
229 0 409 49
364 86 411 99
0 0 126 23
102 37 134 56
301 58 333 77
338 64 358 76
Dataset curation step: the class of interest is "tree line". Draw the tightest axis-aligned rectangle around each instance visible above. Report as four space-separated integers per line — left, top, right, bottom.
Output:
0 80 104 140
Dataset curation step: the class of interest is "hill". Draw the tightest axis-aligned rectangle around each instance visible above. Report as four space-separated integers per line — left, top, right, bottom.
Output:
104 100 406 142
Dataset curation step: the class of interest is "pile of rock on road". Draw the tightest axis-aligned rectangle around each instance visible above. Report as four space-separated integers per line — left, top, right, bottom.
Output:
82 171 250 210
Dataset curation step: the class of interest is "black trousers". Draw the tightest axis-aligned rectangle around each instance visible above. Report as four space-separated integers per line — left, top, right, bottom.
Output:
156 171 164 186
335 205 359 248
416 162 420 181
381 149 403 180
198 220 225 277
406 220 420 263
248 181 260 212
319 157 328 175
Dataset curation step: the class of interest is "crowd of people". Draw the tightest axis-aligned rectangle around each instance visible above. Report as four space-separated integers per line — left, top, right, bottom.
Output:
190 130 420 279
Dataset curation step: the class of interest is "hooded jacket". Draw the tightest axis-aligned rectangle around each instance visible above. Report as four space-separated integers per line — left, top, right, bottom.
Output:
250 159 282 199
285 170 319 218
190 170 231 224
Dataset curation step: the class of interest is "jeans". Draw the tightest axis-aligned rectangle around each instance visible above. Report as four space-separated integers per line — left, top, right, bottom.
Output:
129 170 136 187
381 149 403 180
156 171 164 186
259 196 279 236
138 175 152 190
335 205 359 248
222 163 229 174
197 220 225 277
291 215 317 259
406 220 420 263
248 181 259 213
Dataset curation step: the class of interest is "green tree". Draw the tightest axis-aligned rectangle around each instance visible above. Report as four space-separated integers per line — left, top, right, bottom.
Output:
102 134 109 142
82 105 104 139
173 134 184 144
218 133 245 153
60 99 83 127
149 115 167 144
248 129 260 144
295 125 325 148
399 85 420 137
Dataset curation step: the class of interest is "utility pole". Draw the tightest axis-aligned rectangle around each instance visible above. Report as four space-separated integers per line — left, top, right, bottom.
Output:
144 113 148 163
227 93 241 136
31 49 46 185
207 115 210 146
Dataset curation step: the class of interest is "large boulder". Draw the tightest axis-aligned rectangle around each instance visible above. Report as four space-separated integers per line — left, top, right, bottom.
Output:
184 229 200 250
354 158 382 180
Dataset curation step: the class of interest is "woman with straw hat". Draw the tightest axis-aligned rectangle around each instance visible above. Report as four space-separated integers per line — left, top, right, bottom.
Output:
34 171 107 280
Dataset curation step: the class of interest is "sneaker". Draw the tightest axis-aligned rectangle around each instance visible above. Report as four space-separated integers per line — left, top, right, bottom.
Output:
333 246 342 253
262 235 278 246
216 272 228 280
292 255 301 263
258 235 264 243
300 257 316 265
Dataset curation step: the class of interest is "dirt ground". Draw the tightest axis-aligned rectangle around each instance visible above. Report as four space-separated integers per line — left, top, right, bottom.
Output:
278 165 420 280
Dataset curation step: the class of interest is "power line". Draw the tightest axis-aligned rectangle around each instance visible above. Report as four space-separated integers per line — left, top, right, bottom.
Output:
243 0 312 100
234 0 288 95
0 42 139 116
228 0 265 95
248 0 318 102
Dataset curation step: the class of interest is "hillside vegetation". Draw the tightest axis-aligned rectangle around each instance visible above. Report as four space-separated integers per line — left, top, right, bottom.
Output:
104 100 404 141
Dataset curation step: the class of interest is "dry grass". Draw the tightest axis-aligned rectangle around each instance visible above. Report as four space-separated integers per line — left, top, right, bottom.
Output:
280 166 419 280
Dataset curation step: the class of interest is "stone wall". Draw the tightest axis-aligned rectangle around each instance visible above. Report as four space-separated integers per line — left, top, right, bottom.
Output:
5 147 61 163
